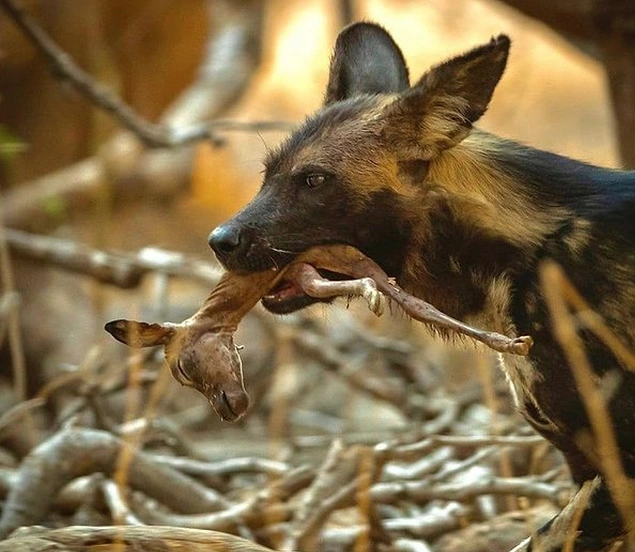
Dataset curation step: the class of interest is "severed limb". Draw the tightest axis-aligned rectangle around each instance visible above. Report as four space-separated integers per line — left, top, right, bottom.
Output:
380 278 532 355
282 246 533 355
105 245 532 422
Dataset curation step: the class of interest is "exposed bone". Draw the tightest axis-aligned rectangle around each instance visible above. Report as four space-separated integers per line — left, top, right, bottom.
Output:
105 245 532 422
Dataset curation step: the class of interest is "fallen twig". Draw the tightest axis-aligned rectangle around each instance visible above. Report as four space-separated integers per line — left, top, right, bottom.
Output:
370 473 569 505
284 441 364 550
0 224 27 402
100 479 143 526
290 329 408 408
380 433 545 461
0 397 45 442
0 525 281 552
151 454 291 479
0 427 229 538
5 228 223 287
131 465 314 532
384 502 469 540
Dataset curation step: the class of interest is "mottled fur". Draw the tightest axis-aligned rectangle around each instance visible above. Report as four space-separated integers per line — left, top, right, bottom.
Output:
209 23 635 551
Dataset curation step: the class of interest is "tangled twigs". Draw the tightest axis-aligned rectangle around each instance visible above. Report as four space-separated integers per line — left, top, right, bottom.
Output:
130 465 314 532
0 428 228 538
0 416 569 550
284 442 365 550
290 329 408 408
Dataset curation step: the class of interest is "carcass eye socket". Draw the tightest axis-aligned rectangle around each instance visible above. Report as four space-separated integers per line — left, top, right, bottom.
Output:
175 359 194 386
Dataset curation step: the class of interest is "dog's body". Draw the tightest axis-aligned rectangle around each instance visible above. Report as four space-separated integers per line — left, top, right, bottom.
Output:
209 23 635 551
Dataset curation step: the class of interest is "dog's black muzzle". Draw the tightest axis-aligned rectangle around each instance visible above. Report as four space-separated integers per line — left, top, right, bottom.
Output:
208 222 296 273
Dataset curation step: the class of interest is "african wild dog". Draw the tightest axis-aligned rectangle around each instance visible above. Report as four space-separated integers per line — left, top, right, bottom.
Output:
209 22 635 551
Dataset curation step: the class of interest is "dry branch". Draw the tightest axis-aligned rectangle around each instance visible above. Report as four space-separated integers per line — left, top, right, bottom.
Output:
130 465 314 532
370 473 569 505
1 0 271 231
290 329 408 407
0 525 282 552
0 388 568 550
0 225 27 401
151 454 291 479
0 427 229 538
374 432 546 466
0 0 277 148
497 0 635 167
284 441 364 550
100 479 143 526
5 228 223 288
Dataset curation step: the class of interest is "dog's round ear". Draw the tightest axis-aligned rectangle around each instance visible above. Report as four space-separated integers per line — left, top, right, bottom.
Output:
382 35 510 159
324 22 410 105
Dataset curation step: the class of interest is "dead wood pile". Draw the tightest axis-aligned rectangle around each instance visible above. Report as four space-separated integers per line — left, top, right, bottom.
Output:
0 236 570 552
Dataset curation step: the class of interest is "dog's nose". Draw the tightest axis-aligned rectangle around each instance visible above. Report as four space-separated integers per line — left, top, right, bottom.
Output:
208 224 244 262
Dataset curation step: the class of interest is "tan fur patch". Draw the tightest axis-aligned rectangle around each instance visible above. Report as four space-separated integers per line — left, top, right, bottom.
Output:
466 275 514 334
563 218 593 255
418 94 472 157
428 131 571 249
466 276 550 421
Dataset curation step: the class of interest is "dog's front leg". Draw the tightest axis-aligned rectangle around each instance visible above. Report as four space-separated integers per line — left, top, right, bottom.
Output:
511 476 626 552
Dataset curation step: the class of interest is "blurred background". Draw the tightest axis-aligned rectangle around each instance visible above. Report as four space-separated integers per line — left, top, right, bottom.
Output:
0 1 633 550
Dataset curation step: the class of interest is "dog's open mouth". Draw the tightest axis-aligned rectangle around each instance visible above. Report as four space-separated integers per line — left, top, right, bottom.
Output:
261 267 351 314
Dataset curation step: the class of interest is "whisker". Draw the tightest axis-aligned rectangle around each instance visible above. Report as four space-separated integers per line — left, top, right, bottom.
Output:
269 246 302 255
265 252 280 271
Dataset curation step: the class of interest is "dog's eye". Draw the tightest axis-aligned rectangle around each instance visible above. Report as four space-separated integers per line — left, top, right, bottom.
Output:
305 174 326 188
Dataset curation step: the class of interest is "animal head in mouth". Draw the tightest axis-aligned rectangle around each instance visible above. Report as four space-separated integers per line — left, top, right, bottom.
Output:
104 320 250 421
170 332 249 422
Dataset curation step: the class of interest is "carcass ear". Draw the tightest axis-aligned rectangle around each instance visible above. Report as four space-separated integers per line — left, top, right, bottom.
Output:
383 35 510 158
105 320 175 348
324 22 409 104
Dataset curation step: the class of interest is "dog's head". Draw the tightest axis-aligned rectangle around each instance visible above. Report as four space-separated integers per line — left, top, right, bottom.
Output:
209 23 509 313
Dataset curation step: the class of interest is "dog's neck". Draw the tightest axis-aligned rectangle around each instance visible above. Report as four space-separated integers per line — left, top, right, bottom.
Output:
397 130 619 333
